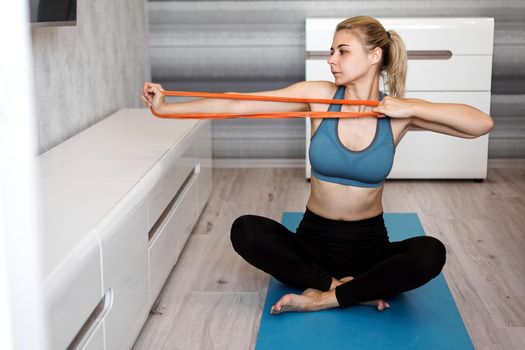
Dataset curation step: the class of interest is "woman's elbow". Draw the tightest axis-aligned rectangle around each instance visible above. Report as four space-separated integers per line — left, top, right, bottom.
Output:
481 114 494 135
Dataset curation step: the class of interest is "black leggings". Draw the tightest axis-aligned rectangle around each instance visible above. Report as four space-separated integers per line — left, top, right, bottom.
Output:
230 207 446 308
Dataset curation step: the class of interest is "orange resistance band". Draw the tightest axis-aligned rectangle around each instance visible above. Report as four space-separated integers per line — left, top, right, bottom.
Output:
148 90 381 119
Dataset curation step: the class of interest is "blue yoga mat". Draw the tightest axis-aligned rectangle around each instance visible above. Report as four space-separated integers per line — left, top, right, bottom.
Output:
256 212 473 350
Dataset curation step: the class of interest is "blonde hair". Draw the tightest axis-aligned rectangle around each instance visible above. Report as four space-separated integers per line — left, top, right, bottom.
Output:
335 16 407 98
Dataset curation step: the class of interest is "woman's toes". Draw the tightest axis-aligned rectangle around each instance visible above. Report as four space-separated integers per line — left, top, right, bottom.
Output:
270 295 290 314
339 276 355 283
270 293 309 314
270 303 281 314
376 300 390 311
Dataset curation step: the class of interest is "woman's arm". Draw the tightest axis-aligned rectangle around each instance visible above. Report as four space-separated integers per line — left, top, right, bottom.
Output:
410 100 494 137
373 97 494 138
141 81 316 115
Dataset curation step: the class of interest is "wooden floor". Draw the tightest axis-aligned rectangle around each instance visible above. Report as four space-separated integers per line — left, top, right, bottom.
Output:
133 159 525 350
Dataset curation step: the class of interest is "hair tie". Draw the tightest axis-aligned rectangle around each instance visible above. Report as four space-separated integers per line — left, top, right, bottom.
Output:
386 31 391 39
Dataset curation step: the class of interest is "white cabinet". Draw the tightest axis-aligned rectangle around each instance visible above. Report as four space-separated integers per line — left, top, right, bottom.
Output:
38 110 212 349
305 17 494 179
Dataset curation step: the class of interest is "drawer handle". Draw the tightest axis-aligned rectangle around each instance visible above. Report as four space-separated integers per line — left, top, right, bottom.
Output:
306 50 452 60
407 50 453 60
67 288 113 350
148 166 197 242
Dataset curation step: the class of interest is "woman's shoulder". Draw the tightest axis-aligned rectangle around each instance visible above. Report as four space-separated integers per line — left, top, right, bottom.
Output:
303 80 338 99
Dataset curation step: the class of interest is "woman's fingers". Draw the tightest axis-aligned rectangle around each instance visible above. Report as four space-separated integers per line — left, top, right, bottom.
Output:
143 84 151 103
142 83 164 103
143 84 166 112
146 84 156 101
141 95 151 107
146 86 160 97
140 95 151 107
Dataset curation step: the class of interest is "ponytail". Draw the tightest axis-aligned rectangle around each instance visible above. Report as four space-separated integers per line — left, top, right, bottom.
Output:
383 30 407 98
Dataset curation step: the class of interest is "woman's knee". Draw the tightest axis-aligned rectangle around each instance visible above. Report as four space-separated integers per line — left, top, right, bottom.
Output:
416 236 447 276
230 215 258 252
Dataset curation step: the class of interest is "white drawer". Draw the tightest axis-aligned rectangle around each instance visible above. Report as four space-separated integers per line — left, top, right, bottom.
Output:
45 234 102 350
147 139 197 231
306 55 493 91
95 198 149 350
148 167 199 304
306 18 494 54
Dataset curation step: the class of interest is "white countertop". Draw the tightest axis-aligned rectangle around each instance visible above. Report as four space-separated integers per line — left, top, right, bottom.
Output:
37 108 200 278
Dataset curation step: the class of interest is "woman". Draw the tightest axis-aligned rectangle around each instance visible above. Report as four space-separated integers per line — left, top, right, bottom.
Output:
141 16 494 314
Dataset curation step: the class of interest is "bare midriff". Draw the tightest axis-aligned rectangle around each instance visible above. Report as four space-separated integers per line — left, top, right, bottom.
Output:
306 175 384 221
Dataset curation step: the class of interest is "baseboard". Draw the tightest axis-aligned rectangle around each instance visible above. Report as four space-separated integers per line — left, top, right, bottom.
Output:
488 158 525 168
212 158 304 168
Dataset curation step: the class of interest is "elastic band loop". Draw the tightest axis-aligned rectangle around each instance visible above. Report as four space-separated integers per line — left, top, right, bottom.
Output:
149 90 382 119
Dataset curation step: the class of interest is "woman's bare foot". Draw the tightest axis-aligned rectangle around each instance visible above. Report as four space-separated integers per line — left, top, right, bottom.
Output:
331 275 390 311
270 288 338 315
269 275 391 315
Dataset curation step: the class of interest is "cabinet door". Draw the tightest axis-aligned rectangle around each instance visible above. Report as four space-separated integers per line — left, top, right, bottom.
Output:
96 198 149 350
63 289 112 350
45 234 103 350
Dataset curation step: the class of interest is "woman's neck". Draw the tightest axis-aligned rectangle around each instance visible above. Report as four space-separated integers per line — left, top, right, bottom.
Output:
343 74 380 101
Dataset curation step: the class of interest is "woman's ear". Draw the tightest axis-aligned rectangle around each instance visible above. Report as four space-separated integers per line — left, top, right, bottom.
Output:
368 46 383 66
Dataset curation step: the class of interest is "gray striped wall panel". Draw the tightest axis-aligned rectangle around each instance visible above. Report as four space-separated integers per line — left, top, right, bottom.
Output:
149 0 525 159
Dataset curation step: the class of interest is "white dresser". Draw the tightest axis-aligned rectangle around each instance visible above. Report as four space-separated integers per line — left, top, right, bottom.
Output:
38 109 212 349
305 17 494 180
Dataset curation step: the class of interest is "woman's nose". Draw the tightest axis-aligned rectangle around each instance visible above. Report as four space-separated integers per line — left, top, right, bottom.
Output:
327 54 337 65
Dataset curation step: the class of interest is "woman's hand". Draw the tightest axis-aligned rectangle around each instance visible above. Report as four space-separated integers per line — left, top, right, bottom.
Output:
373 96 425 119
141 82 166 112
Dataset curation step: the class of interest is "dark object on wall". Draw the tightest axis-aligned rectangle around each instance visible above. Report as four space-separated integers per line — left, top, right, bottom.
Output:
29 0 76 27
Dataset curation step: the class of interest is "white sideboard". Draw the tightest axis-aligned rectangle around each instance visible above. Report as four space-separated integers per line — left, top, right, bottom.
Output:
305 17 494 179
37 109 212 349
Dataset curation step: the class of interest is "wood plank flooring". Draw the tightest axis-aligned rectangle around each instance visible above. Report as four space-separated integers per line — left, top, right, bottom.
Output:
133 159 525 350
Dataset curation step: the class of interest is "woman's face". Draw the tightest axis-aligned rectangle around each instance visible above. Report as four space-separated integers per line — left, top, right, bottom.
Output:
327 29 379 84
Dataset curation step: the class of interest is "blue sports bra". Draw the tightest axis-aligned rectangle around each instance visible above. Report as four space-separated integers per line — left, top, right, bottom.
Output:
309 85 395 188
